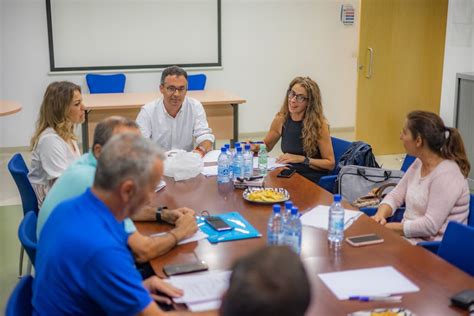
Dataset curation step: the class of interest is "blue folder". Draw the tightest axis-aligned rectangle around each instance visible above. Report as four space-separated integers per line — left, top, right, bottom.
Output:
197 212 262 244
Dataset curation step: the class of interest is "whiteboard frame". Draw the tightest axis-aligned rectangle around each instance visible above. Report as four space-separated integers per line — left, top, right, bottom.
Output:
45 0 222 72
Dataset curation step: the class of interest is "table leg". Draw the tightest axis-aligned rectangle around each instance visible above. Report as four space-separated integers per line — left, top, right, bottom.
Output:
82 110 90 153
231 103 238 147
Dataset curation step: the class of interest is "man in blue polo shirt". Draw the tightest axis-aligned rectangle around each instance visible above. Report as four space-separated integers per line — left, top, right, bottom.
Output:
33 134 179 315
37 116 198 262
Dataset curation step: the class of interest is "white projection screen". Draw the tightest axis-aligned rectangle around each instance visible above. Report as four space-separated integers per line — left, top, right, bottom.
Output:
46 0 221 71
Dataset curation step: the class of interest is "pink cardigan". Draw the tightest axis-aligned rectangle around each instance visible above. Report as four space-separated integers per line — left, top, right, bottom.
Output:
381 158 470 244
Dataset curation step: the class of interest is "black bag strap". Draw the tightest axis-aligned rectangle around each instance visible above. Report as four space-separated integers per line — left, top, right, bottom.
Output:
356 168 392 183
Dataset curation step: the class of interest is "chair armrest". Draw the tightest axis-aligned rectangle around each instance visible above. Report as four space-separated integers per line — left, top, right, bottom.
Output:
359 207 405 222
318 175 337 193
359 207 377 216
417 241 441 254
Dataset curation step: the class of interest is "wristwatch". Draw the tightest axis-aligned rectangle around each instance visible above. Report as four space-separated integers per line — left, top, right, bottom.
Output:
155 206 168 223
303 157 310 166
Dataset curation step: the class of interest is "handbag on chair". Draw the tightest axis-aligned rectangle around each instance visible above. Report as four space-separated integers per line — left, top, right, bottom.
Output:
337 165 404 204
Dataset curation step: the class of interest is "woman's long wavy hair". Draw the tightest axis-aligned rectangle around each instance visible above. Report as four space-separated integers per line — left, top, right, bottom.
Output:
407 110 470 178
278 76 325 158
30 81 81 150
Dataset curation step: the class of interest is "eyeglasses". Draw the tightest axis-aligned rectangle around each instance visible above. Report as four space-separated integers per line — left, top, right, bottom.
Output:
165 85 187 94
287 90 308 103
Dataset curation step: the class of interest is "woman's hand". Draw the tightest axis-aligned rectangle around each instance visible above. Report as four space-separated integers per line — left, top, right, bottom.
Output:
371 213 387 225
276 153 305 164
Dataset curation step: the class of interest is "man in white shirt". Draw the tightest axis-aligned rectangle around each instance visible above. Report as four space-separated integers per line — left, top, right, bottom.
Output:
136 66 215 156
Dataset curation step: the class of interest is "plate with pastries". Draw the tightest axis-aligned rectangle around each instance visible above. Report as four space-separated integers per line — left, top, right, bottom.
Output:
243 187 290 204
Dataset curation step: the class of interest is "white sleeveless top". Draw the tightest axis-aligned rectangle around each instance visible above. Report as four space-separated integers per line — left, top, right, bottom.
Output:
28 128 80 206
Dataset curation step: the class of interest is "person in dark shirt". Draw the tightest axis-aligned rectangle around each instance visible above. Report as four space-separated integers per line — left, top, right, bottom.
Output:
251 76 335 183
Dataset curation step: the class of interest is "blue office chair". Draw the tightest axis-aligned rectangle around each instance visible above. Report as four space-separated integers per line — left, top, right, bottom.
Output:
187 74 207 91
8 153 39 277
8 154 38 216
436 221 474 276
18 211 38 267
318 137 352 192
5 275 33 316
86 73 126 94
400 154 416 172
419 193 474 253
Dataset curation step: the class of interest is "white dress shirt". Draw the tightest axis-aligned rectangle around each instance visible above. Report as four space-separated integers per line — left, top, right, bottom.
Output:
136 96 215 151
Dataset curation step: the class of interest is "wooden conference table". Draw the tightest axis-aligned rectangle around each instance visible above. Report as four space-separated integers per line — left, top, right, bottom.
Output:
136 171 473 315
0 100 22 116
81 90 246 152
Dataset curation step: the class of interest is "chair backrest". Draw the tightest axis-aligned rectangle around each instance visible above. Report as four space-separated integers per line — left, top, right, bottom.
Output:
8 153 39 216
86 73 126 94
18 211 38 266
400 155 416 172
437 221 474 276
5 275 33 316
330 137 353 175
187 74 207 91
468 193 474 227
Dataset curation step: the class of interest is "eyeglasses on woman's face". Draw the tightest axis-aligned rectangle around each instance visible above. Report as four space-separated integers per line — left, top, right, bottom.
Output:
287 90 308 103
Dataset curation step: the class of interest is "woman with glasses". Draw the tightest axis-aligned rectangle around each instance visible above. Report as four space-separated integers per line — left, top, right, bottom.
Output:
251 76 335 183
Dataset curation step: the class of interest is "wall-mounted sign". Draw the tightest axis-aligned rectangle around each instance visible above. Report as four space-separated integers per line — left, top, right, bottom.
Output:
341 4 355 26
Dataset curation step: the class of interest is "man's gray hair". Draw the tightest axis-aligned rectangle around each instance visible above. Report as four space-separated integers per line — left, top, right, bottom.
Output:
94 133 165 191
160 65 188 85
92 116 139 148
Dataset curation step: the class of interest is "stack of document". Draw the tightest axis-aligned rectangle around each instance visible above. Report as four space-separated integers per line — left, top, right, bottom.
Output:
252 157 287 170
149 230 208 246
300 205 362 230
168 270 231 312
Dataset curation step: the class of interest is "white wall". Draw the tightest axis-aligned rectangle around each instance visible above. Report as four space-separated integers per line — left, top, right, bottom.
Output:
0 0 359 148
440 0 474 126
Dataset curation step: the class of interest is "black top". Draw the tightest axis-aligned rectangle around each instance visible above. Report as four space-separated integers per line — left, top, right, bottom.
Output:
281 117 328 183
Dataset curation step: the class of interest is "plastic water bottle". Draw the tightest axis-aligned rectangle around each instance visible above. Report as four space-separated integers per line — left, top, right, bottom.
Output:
217 147 230 184
243 144 253 178
328 194 344 249
233 146 244 179
283 206 302 254
224 144 233 178
258 144 268 176
267 204 282 245
283 200 293 222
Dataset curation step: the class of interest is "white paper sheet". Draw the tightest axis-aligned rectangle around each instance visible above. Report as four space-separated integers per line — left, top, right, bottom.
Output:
149 230 208 245
201 165 218 176
169 270 231 304
300 205 362 231
252 157 287 170
318 266 420 300
203 150 221 163
187 299 221 312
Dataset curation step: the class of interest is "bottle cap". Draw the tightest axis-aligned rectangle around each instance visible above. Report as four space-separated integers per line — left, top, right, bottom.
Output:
245 144 251 150
273 204 281 213
285 201 293 210
224 144 230 149
221 147 226 153
334 194 342 202
235 142 241 148
236 147 242 152
291 206 299 215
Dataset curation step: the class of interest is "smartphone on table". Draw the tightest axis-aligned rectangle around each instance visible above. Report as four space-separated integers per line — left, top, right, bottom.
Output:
205 216 233 232
163 260 209 276
345 234 384 247
277 168 296 178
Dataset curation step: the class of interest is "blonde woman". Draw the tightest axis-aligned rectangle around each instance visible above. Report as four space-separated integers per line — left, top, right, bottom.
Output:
252 76 335 183
29 81 85 205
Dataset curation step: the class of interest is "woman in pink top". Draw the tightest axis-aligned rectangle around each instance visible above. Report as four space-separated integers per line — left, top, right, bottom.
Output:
372 111 470 243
